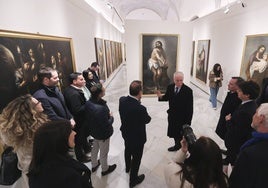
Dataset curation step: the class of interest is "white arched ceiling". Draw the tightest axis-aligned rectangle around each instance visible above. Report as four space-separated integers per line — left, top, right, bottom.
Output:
83 0 240 32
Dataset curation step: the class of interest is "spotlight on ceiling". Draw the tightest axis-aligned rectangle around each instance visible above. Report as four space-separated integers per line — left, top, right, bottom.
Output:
224 7 230 14
106 2 113 9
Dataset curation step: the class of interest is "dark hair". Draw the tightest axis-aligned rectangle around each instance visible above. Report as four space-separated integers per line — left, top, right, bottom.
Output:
91 62 99 68
129 80 142 96
155 41 162 47
68 72 82 84
28 120 72 176
238 80 260 99
232 76 245 86
213 64 222 77
82 70 89 80
37 67 55 83
90 83 103 100
179 137 228 188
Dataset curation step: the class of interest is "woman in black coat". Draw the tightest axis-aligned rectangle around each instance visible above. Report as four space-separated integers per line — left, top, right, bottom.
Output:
28 120 93 188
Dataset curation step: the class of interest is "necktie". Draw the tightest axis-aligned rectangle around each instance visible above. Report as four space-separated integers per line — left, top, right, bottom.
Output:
175 87 179 94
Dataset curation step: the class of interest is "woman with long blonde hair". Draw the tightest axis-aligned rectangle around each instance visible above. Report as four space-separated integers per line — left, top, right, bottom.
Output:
0 94 48 188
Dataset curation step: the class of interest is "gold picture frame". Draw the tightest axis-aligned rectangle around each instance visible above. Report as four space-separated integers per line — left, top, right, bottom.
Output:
0 29 76 111
240 34 268 87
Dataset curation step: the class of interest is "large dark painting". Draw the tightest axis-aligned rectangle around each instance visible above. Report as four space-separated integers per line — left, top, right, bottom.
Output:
142 34 178 95
240 34 268 88
195 40 210 84
94 37 106 81
0 30 75 112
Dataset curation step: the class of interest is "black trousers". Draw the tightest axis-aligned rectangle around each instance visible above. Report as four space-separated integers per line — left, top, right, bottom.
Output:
74 125 90 160
124 143 144 183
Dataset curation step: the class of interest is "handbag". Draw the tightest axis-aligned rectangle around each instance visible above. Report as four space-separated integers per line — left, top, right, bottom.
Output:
0 147 21 185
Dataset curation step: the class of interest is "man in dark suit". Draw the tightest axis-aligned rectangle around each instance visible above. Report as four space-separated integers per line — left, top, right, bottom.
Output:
156 71 193 152
229 103 268 188
223 80 260 173
64 72 91 163
215 77 244 140
33 67 75 127
119 80 151 188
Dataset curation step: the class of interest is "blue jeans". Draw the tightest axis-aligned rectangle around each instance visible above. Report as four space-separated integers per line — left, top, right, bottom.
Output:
209 87 219 108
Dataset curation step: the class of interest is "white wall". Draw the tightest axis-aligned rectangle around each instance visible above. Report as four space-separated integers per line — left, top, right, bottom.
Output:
124 20 193 87
191 0 268 102
0 0 123 72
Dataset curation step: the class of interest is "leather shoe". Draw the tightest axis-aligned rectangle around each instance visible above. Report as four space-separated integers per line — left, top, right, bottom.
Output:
92 160 100 172
101 164 117 176
168 145 180 152
78 155 91 163
130 174 145 187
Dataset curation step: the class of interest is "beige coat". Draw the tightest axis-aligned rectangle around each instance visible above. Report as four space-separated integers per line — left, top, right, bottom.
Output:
209 71 223 88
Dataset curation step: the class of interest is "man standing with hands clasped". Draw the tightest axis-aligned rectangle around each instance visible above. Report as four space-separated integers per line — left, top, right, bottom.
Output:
119 80 151 187
156 71 193 152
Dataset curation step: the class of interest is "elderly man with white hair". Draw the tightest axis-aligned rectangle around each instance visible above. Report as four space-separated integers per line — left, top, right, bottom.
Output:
229 103 268 188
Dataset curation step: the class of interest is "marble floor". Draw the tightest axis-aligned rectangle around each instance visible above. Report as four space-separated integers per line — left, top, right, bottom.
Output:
9 63 225 188
85 63 225 188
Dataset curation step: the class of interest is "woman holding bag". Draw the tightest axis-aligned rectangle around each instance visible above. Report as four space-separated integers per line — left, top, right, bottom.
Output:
0 94 48 188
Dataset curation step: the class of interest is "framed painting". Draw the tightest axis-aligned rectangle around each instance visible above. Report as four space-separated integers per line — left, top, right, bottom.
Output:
0 30 75 111
195 40 210 83
141 34 179 95
240 34 268 88
104 40 113 78
190 41 195 76
94 37 106 81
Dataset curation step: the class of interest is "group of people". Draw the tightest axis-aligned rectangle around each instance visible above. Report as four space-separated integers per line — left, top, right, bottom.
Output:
1 58 268 188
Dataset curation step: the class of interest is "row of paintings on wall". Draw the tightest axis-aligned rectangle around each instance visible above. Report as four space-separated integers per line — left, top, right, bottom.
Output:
94 38 123 81
0 30 123 111
190 34 268 89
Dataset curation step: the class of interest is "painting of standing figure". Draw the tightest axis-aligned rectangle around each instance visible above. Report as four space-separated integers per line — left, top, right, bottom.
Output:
240 34 268 88
195 40 210 84
142 34 179 95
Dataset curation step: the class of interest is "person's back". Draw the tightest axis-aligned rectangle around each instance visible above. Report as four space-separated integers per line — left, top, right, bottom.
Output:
229 140 268 188
229 103 268 188
119 95 151 145
164 137 228 188
28 120 93 188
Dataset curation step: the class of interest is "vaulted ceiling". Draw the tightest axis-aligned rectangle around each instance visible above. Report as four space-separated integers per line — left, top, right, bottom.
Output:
84 0 243 31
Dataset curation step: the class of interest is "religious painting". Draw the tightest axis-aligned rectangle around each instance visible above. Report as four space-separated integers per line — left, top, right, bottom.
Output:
0 30 75 112
240 34 268 88
142 34 179 95
195 40 210 84
94 37 106 80
104 40 113 78
190 41 195 76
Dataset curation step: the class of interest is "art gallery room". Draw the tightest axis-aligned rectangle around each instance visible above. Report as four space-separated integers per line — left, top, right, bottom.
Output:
1 0 268 187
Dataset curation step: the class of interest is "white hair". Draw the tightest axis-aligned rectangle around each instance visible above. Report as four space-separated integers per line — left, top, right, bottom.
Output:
173 71 184 78
257 103 268 127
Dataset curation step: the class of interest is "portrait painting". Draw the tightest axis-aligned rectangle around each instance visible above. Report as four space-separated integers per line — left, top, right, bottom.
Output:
142 34 179 95
240 34 268 88
190 41 195 76
94 37 106 81
195 40 210 84
0 30 75 112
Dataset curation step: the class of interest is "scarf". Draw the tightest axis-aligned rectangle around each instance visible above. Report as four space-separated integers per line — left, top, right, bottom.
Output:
240 131 268 151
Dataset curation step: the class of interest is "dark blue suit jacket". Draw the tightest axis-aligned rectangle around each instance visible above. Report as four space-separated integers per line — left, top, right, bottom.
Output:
119 96 151 147
33 85 72 121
